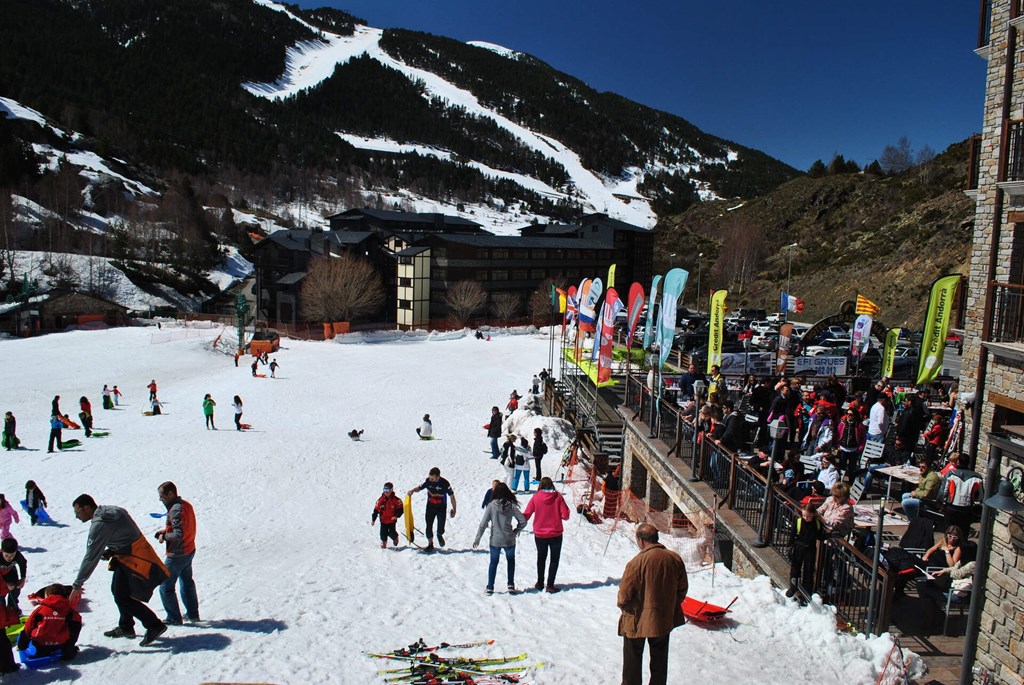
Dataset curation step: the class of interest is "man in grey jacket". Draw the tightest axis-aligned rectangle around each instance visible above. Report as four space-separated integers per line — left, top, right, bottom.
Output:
69 495 168 646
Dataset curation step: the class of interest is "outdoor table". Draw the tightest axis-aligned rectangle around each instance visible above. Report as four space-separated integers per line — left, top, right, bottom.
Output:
875 464 920 503
852 504 910 532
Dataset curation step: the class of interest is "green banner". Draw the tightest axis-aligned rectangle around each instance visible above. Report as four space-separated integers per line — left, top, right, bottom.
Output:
916 275 960 385
881 328 901 379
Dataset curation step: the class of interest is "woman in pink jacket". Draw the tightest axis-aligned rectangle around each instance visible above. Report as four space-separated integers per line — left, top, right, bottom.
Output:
0 495 19 540
523 477 570 593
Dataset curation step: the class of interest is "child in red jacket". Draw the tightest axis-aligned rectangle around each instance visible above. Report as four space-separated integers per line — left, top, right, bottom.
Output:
17 583 82 661
372 483 404 549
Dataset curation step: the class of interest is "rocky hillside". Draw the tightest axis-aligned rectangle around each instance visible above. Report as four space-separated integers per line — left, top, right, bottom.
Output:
655 139 975 328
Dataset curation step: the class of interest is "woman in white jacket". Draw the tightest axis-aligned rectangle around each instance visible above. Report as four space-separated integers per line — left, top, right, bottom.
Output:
472 483 527 595
233 395 244 431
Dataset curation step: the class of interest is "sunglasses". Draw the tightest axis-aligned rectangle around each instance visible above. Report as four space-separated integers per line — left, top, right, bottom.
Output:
383 488 393 492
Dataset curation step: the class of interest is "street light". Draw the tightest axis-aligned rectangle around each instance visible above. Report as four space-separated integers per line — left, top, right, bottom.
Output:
783 243 798 322
696 253 704 316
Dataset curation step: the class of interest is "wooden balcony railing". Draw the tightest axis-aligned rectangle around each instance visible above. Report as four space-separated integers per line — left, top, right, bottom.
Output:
990 281 1024 344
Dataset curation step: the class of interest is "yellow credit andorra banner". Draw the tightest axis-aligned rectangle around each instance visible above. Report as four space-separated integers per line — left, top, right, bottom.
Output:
707 290 728 374
881 327 901 379
916 275 961 385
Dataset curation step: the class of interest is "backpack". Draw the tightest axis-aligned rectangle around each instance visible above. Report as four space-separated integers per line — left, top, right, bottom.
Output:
515 450 526 466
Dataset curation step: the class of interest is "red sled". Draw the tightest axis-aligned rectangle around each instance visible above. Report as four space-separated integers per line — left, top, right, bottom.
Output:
60 416 81 430
254 373 267 378
239 423 253 430
682 596 737 622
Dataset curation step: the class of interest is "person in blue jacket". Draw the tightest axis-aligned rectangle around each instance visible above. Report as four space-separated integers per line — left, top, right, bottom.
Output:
47 415 63 453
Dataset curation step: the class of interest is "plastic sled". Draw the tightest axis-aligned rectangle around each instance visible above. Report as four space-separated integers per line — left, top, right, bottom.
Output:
254 373 267 378
19 500 53 525
419 436 436 441
60 439 82 449
6 617 27 645
239 423 252 430
59 416 80 429
90 431 110 437
19 643 63 669
150 512 165 519
682 596 737 622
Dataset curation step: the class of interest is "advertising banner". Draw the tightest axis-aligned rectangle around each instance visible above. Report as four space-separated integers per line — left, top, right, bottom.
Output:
717 351 774 375
643 275 662 351
916 274 961 385
775 322 794 374
607 263 617 290
881 327 902 379
707 290 728 373
578 277 602 331
851 314 872 357
658 269 689 369
626 282 645 349
597 288 623 382
793 355 849 376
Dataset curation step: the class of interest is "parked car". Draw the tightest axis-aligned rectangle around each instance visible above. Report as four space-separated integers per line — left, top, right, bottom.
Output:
946 331 964 354
765 312 785 324
749 320 775 334
804 338 853 356
826 325 851 339
687 341 748 370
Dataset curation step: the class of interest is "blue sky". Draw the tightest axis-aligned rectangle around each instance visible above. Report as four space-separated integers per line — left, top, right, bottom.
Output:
298 1 985 172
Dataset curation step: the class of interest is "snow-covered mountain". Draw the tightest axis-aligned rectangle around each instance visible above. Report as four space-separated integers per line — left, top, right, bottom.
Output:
0 0 796 308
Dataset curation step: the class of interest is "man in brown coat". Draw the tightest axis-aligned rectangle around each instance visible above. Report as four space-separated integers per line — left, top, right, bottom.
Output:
617 523 688 685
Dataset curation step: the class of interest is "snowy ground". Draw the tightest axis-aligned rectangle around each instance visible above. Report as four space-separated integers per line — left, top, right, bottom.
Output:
0 327 916 684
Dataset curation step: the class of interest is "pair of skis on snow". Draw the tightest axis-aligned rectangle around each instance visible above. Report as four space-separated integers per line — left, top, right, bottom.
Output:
367 639 540 684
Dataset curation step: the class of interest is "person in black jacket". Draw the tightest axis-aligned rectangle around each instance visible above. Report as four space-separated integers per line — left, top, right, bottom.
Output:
0 538 27 615
2 412 16 451
787 503 824 599
531 427 548 481
486 407 502 460
712 400 744 453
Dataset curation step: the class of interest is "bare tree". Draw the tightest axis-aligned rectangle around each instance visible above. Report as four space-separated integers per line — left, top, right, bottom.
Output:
0 191 15 288
491 292 520 323
713 221 766 298
529 277 562 322
300 254 385 322
879 136 913 175
444 280 487 326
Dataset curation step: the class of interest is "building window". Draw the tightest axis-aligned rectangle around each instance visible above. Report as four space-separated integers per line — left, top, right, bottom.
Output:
492 270 508 281
531 249 547 260
476 271 490 281
567 250 580 260
399 277 412 287
551 249 564 260
511 270 528 281
531 269 546 279
492 249 509 259
434 268 447 281
398 299 411 309
512 249 528 260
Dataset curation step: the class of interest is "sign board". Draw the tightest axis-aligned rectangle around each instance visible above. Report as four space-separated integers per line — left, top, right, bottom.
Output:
793 355 848 376
718 352 773 375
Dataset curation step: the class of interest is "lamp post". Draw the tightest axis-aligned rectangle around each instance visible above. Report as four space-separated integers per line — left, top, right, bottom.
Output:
959 438 1024 685
783 243 798 323
689 379 707 482
696 252 704 316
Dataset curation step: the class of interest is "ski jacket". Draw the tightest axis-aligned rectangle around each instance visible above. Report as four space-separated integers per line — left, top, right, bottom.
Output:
532 436 548 460
939 469 983 508
0 503 20 531
2 416 14 437
791 515 824 552
0 550 26 583
523 490 570 538
419 420 433 438
73 505 168 599
617 543 688 639
372 493 404 525
499 439 516 466
202 398 216 416
162 497 197 557
25 486 46 511
911 471 941 501
486 413 503 438
49 416 63 430
513 445 531 469
79 399 91 415
22 595 81 646
837 419 866 452
473 500 526 548
233 401 243 415
148 382 157 395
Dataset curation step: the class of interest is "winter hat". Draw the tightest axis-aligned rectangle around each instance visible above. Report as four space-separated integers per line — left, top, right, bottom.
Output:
1 538 16 553
383 482 394 490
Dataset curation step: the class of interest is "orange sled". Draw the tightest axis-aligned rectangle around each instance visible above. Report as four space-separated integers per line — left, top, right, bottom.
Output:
682 596 737 622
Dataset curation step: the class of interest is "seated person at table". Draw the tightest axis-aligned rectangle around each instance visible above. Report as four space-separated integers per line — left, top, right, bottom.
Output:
795 481 827 507
817 483 854 538
900 458 941 520
918 559 975 610
17 583 81 660
816 452 840 491
939 452 961 477
779 451 805 489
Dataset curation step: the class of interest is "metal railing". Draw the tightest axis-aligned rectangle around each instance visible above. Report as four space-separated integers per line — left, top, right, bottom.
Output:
967 134 982 191
817 537 892 634
1004 120 1024 182
990 282 1024 343
767 489 800 562
731 461 767 533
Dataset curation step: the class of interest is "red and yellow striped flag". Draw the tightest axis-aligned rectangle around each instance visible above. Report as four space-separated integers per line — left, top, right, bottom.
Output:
855 294 880 316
